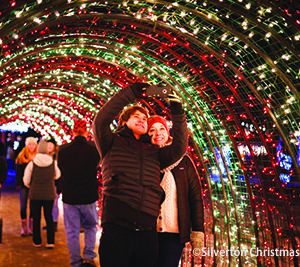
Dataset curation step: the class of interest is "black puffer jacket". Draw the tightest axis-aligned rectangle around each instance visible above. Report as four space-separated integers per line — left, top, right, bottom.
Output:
57 136 100 205
93 84 188 218
169 155 204 243
15 162 28 188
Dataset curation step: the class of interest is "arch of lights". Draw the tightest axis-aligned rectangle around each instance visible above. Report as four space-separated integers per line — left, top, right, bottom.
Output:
0 0 299 266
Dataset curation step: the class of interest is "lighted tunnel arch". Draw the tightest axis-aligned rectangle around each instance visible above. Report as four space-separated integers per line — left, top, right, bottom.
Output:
0 1 299 266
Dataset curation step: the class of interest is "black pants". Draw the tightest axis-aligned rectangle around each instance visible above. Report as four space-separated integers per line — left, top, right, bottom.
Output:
99 223 158 267
31 199 54 245
154 233 185 267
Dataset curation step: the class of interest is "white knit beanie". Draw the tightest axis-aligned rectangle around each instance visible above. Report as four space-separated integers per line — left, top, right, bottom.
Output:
37 140 48 154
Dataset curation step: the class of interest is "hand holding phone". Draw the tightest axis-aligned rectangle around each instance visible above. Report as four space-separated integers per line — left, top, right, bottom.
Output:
167 90 181 103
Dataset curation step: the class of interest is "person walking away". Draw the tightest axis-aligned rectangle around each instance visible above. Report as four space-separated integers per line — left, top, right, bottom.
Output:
147 115 205 267
0 141 8 198
45 138 60 232
0 141 8 243
15 137 37 236
57 119 100 267
92 82 188 267
6 143 15 170
23 140 61 248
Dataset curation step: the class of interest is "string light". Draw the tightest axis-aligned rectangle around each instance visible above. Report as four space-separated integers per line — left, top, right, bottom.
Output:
0 1 299 266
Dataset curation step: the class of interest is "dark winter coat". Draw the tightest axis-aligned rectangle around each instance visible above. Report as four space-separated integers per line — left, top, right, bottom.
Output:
28 162 56 200
23 153 61 200
15 162 28 188
170 155 204 243
57 136 100 205
93 85 188 218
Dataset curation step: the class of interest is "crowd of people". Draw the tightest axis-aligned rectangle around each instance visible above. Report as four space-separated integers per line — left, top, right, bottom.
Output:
0 82 205 267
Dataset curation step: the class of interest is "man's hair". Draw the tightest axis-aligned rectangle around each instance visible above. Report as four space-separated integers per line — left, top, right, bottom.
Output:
118 105 149 127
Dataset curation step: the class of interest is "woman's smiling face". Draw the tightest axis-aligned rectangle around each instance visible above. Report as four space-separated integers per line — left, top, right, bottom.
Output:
148 122 169 147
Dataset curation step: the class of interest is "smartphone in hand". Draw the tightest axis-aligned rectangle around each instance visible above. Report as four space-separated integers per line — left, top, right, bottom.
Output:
146 85 173 98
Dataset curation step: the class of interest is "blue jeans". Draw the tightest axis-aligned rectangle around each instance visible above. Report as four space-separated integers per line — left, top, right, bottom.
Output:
63 202 98 267
52 193 60 222
20 187 33 219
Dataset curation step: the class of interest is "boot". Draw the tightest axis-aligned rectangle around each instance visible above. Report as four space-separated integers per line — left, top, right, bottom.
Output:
28 218 33 236
21 219 28 237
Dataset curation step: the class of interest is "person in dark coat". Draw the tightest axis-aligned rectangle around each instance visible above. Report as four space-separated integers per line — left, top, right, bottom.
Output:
148 115 204 267
57 119 100 267
48 138 60 232
42 138 60 231
0 140 7 244
92 82 188 267
0 141 8 198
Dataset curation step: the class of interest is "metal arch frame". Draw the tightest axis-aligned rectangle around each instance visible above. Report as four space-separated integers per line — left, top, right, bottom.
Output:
17 10 298 177
0 11 285 265
0 1 299 266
